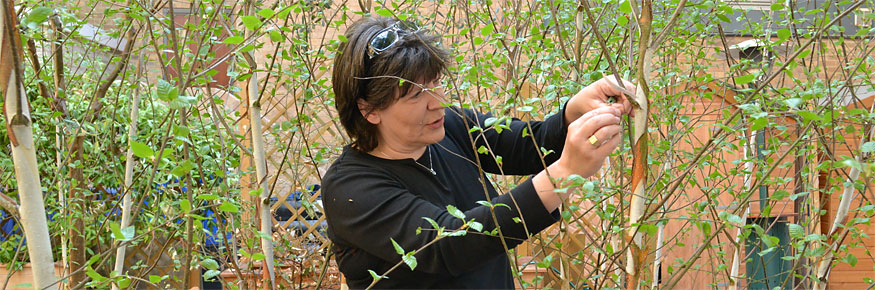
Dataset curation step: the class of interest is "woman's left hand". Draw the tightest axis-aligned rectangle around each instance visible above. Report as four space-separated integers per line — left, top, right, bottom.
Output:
565 76 637 125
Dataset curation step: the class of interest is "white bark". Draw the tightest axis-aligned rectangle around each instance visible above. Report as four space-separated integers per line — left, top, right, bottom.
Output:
812 97 875 290
4 65 59 290
728 130 756 290
813 159 862 290
112 55 143 290
625 51 652 280
249 72 276 287
1 5 59 287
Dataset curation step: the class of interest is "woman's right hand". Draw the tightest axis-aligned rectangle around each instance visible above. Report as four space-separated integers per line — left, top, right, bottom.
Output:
532 106 624 212
553 106 624 179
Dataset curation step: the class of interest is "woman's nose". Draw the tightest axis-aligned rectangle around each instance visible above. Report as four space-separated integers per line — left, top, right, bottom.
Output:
427 88 446 109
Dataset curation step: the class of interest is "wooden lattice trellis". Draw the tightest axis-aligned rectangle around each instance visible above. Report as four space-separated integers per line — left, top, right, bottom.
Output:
123 235 198 289
252 66 342 261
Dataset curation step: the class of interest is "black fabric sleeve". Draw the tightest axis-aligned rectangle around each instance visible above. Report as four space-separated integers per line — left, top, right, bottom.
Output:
323 166 557 277
444 106 568 175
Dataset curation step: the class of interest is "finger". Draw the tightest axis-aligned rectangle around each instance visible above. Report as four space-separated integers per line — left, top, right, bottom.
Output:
601 77 637 114
578 113 622 138
590 124 622 149
569 106 621 130
594 129 623 155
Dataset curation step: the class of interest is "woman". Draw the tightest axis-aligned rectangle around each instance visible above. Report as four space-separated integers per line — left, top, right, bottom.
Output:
324 16 635 289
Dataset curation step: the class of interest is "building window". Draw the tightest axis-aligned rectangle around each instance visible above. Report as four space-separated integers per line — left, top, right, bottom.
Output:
746 217 793 290
856 8 873 29
725 0 780 11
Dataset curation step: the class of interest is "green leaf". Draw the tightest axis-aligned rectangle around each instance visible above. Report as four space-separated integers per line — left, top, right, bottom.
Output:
180 199 191 213
118 278 132 289
251 253 266 261
797 49 812 59
719 211 744 225
447 205 465 219
201 258 219 270
203 269 221 280
783 98 802 109
269 30 284 42
120 226 135 242
777 28 791 40
257 8 275 19
391 238 404 255
771 190 789 200
758 246 776 256
402 254 418 270
422 217 440 229
149 275 163 283
156 79 174 101
861 141 875 153
196 194 219 200
484 117 498 127
277 6 293 19
617 15 629 26
338 34 348 42
797 111 823 123
24 7 53 26
241 16 262 31
375 8 393 17
734 74 756 85
750 117 768 131
638 223 657 235
619 0 632 13
469 221 483 232
788 223 804 239
174 125 190 137
846 253 858 267
86 266 107 282
171 160 195 177
480 23 494 36
368 270 387 282
169 95 197 109
446 230 467 237
110 221 124 241
224 36 245 45
219 202 238 213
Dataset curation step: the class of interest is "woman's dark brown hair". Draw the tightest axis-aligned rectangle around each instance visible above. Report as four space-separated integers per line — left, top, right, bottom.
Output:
332 16 451 152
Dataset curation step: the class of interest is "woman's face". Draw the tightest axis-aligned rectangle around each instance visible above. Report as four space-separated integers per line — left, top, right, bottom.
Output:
366 77 447 151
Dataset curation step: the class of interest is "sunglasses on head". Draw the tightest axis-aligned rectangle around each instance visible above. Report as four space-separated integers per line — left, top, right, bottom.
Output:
367 21 421 59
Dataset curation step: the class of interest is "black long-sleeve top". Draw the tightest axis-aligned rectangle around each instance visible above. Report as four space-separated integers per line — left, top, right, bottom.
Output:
322 106 568 289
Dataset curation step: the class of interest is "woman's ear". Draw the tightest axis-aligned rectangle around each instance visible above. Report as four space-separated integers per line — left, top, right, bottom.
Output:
357 99 381 125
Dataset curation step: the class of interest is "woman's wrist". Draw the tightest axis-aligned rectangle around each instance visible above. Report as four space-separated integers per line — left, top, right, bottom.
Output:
532 163 572 212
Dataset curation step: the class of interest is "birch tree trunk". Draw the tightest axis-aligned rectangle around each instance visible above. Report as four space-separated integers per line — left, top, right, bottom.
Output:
1 1 59 288
625 0 652 288
728 130 757 290
813 151 866 289
112 51 144 290
241 0 276 287
248 70 276 287
811 80 875 289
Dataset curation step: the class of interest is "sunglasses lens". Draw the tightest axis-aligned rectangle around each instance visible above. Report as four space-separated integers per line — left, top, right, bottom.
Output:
370 30 398 52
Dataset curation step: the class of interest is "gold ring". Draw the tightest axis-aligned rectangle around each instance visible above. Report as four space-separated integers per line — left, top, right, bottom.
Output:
588 135 599 145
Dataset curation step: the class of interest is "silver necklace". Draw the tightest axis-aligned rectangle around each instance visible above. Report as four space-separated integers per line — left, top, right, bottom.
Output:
417 146 437 175
379 146 436 175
